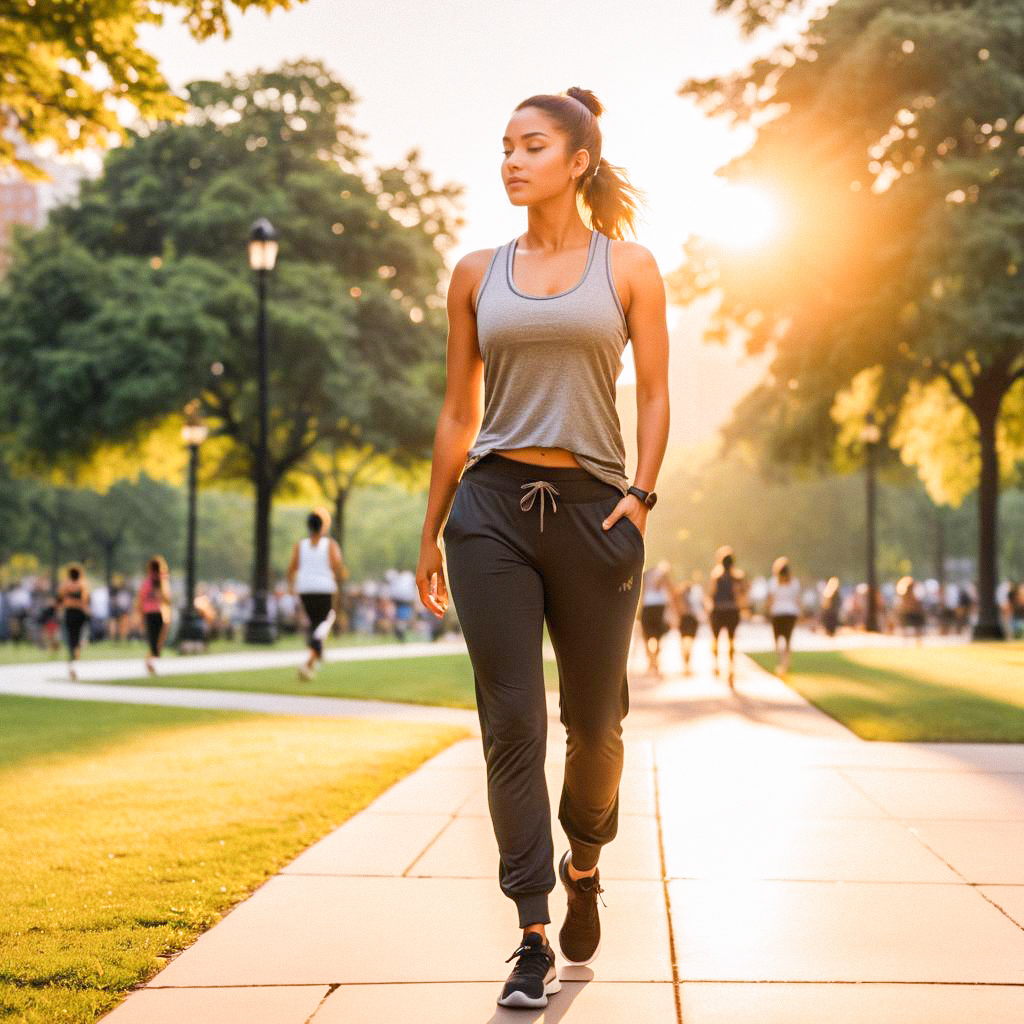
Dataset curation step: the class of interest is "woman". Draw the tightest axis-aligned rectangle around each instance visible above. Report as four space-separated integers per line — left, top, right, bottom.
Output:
136 556 171 675
638 561 674 677
676 570 705 675
766 556 801 675
821 576 842 637
287 507 347 680
708 546 746 688
57 564 90 681
415 88 667 1009
896 575 926 642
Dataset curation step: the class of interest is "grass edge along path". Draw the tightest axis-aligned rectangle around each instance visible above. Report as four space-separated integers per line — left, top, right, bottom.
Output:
0 694 470 1024
82 651 562 709
749 642 1024 742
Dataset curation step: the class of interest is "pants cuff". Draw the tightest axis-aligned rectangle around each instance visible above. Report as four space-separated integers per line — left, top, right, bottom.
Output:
568 841 602 873
514 891 550 928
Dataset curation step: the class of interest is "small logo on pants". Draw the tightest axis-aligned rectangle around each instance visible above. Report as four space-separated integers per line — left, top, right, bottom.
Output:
618 575 634 592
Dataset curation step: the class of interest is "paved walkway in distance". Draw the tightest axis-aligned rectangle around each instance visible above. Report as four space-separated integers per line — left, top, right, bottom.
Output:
96 631 1024 1023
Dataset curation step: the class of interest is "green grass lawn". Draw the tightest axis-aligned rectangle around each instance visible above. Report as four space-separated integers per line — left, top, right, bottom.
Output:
0 694 469 1023
748 642 1024 741
0 631 407 665
85 651 562 709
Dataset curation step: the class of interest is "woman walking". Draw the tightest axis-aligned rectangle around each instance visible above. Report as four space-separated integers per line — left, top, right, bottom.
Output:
766 556 801 675
287 507 347 680
708 546 746 688
136 556 171 676
57 564 90 681
638 561 674 677
677 570 705 675
416 88 667 1009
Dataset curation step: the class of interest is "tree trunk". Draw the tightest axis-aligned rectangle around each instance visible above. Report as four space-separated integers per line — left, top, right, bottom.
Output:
333 488 348 558
934 505 946 591
972 388 1004 639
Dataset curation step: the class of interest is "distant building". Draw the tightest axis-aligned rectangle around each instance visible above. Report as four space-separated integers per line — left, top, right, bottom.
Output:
0 139 90 276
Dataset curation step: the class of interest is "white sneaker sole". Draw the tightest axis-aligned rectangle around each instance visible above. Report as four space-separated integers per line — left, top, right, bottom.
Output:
497 974 561 1008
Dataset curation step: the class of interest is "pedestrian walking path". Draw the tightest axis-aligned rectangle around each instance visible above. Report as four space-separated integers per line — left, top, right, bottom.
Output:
94 634 1024 1022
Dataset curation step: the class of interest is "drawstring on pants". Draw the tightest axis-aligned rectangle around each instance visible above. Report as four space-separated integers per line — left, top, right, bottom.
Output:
520 480 560 533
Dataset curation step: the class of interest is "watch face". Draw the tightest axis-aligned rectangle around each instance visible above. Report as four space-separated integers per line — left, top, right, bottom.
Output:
646 492 657 508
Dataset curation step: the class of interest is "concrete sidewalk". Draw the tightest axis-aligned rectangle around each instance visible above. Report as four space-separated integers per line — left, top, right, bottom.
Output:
100 635 1024 1023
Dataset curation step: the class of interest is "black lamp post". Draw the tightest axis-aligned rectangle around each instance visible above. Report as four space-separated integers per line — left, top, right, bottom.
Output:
178 399 208 650
244 217 279 645
860 412 882 632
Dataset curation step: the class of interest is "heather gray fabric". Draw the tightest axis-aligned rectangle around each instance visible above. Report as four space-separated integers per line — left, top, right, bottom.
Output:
442 452 645 927
464 230 631 496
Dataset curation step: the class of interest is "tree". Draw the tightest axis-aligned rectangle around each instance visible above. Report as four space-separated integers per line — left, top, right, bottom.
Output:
0 0 304 178
0 61 463 625
672 0 1024 636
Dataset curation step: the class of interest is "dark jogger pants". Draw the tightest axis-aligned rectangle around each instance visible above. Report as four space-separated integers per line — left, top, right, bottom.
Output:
442 452 645 927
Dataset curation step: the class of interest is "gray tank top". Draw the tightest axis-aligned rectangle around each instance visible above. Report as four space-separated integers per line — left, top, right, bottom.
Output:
463 229 630 495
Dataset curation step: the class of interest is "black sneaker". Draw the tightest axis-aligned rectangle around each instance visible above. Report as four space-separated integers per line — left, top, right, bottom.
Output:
496 931 560 1009
557 849 606 966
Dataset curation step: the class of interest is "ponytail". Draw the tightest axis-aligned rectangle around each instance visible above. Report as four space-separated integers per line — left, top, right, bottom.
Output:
514 87 646 240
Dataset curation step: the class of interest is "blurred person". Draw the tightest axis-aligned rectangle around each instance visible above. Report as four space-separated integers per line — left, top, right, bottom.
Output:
708 546 746 688
136 556 171 675
675 571 704 675
287 507 346 681
638 561 673 676
766 557 801 676
820 577 842 637
89 580 110 643
389 568 419 642
57 564 90 680
896 575 926 643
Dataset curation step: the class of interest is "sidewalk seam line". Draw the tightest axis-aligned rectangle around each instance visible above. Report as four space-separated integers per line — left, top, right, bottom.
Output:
652 748 684 1023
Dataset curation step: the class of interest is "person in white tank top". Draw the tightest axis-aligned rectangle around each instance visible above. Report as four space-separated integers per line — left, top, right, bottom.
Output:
287 507 347 680
766 556 801 675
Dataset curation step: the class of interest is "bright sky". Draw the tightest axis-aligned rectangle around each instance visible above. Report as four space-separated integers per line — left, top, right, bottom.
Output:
141 0 803 270
140 0 801 432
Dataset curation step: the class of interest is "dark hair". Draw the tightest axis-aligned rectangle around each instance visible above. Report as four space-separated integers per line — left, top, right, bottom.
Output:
148 555 167 577
513 87 645 239
68 565 81 581
307 511 323 534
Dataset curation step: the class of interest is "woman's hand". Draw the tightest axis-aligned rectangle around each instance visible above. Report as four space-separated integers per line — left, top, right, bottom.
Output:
602 495 647 538
416 538 450 619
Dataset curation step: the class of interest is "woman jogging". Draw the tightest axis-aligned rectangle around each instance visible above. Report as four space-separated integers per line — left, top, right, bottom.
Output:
676 570 705 675
415 88 668 1009
638 561 674 677
708 545 746 688
766 556 801 675
287 507 347 680
136 556 171 676
57 564 90 681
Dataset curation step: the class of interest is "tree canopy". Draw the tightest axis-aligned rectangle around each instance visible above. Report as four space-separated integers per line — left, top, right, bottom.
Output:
0 0 305 178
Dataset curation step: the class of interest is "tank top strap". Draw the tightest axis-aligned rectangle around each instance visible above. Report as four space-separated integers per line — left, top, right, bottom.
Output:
473 243 506 314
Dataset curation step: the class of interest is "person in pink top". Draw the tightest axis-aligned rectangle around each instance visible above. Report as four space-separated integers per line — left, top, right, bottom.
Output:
136 555 171 675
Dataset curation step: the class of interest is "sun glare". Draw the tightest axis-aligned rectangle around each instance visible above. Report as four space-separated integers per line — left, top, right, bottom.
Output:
690 182 783 249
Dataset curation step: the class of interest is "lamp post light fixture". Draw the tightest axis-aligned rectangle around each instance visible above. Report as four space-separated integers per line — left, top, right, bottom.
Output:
859 411 883 633
244 217 279 645
178 399 208 651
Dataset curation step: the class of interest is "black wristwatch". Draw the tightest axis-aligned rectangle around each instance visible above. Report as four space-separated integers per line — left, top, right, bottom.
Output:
627 485 657 510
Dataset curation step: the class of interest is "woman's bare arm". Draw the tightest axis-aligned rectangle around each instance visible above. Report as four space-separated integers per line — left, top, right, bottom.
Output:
419 249 491 545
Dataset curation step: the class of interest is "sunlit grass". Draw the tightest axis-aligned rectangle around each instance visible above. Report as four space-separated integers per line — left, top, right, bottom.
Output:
85 651 561 708
0 695 468 1023
750 643 1024 741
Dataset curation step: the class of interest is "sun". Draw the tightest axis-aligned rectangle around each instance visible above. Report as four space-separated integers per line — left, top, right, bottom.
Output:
690 182 783 249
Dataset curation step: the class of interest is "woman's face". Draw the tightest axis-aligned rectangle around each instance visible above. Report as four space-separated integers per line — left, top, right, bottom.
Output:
501 107 588 206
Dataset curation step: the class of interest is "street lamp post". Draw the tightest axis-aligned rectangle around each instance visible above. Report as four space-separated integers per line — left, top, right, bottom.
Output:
244 217 279 645
178 399 208 651
860 412 882 633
